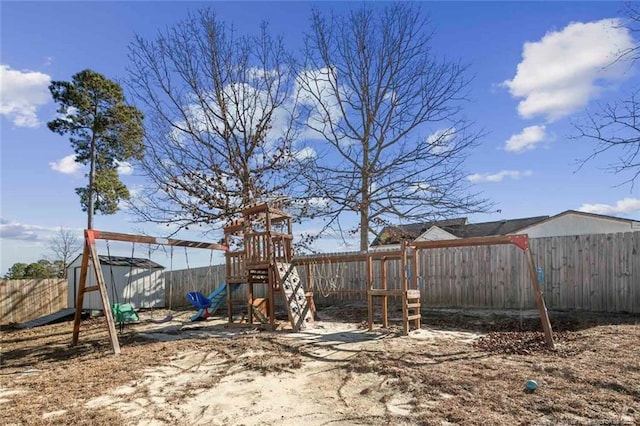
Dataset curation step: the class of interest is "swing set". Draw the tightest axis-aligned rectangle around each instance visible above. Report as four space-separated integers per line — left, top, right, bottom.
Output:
72 229 227 355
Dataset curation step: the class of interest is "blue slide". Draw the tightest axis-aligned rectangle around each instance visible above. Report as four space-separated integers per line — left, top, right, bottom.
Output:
186 282 241 321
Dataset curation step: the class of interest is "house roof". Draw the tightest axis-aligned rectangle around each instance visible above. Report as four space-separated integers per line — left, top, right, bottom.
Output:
514 209 638 232
371 209 640 247
68 255 164 269
371 217 468 246
449 216 550 239
372 215 549 246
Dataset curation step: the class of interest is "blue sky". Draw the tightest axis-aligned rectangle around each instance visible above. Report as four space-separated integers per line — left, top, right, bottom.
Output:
1 1 639 275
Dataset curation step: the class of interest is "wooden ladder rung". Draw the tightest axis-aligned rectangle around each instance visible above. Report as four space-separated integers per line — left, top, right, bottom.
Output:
406 290 420 299
406 303 421 309
83 285 99 292
407 314 421 321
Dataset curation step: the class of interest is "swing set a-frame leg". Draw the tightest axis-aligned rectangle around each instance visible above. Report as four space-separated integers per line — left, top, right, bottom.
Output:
71 230 121 355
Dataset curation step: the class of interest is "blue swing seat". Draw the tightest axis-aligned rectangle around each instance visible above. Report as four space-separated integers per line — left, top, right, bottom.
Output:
186 291 212 309
185 283 242 321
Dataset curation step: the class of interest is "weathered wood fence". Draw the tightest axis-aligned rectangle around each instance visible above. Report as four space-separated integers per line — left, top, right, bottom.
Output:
165 232 640 314
0 279 67 325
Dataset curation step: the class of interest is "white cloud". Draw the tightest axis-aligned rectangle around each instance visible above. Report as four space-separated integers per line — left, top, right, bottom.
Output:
292 146 316 161
116 160 134 175
427 127 456 154
503 19 635 121
49 154 82 174
504 125 547 152
467 170 533 183
295 67 345 139
578 198 640 215
0 64 51 127
0 218 60 241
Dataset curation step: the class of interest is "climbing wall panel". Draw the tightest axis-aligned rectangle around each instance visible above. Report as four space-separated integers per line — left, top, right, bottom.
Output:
275 262 314 331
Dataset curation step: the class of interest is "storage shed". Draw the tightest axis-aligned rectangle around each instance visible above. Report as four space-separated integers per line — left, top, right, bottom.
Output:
67 255 165 310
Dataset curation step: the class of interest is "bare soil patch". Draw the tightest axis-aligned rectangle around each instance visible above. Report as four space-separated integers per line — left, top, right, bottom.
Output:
1 307 638 425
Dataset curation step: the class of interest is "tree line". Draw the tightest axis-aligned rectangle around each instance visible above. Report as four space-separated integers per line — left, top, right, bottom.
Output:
3 228 81 279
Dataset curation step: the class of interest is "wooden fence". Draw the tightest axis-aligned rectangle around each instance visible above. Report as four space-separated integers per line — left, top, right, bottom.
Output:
165 232 640 314
0 279 67 325
164 265 228 309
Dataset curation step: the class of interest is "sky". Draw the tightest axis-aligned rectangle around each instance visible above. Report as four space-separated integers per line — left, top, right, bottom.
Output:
1 1 639 275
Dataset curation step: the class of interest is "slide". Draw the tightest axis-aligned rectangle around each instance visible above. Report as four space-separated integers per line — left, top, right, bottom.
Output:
186 282 241 321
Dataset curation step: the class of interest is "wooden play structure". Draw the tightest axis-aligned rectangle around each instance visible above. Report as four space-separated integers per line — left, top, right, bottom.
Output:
224 202 315 330
71 230 227 355
293 242 422 334
367 241 421 334
410 234 554 348
71 205 554 355
294 233 554 348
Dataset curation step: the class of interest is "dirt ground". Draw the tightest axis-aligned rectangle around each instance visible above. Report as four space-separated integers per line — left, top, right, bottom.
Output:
1 305 639 426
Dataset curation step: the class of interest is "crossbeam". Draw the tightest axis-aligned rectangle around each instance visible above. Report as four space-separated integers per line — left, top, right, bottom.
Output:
410 235 529 251
86 229 228 251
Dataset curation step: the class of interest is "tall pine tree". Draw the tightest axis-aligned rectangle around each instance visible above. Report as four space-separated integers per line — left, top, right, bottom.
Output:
48 69 144 229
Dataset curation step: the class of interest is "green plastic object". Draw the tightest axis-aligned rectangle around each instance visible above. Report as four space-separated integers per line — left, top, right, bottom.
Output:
112 303 139 324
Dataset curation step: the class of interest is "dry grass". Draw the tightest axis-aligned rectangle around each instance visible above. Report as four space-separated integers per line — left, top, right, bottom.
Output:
1 308 639 425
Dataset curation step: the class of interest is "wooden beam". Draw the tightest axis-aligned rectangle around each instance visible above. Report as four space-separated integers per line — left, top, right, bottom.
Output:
87 236 121 355
72 241 91 346
525 248 555 349
381 258 388 328
368 289 405 296
401 241 408 334
293 252 368 265
367 255 373 330
406 289 421 299
86 229 228 251
411 235 529 250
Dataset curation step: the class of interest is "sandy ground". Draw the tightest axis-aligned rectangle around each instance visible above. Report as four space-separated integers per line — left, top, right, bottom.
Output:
1 305 639 425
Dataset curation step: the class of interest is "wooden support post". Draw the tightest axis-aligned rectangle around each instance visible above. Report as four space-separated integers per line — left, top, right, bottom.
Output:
268 268 275 327
401 241 409 335
367 254 374 331
227 277 233 325
306 263 312 292
248 276 254 325
410 248 420 330
87 236 121 355
525 247 555 349
381 257 388 328
72 241 90 346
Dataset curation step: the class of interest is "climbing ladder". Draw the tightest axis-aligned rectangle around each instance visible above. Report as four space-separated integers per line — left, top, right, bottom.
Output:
275 262 314 331
404 289 421 333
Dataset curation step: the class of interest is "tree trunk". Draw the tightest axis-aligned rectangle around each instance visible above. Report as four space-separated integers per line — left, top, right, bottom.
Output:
87 132 96 229
360 166 369 252
359 205 369 252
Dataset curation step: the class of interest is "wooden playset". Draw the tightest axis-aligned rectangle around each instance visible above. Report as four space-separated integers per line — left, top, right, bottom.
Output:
71 229 228 355
224 202 315 331
71 203 554 356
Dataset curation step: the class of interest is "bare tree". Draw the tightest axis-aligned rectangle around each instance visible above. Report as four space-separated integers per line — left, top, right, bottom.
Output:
297 4 489 250
126 9 304 233
573 3 640 186
47 227 82 278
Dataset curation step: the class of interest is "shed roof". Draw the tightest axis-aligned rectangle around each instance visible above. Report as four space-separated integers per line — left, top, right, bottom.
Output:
68 254 165 269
